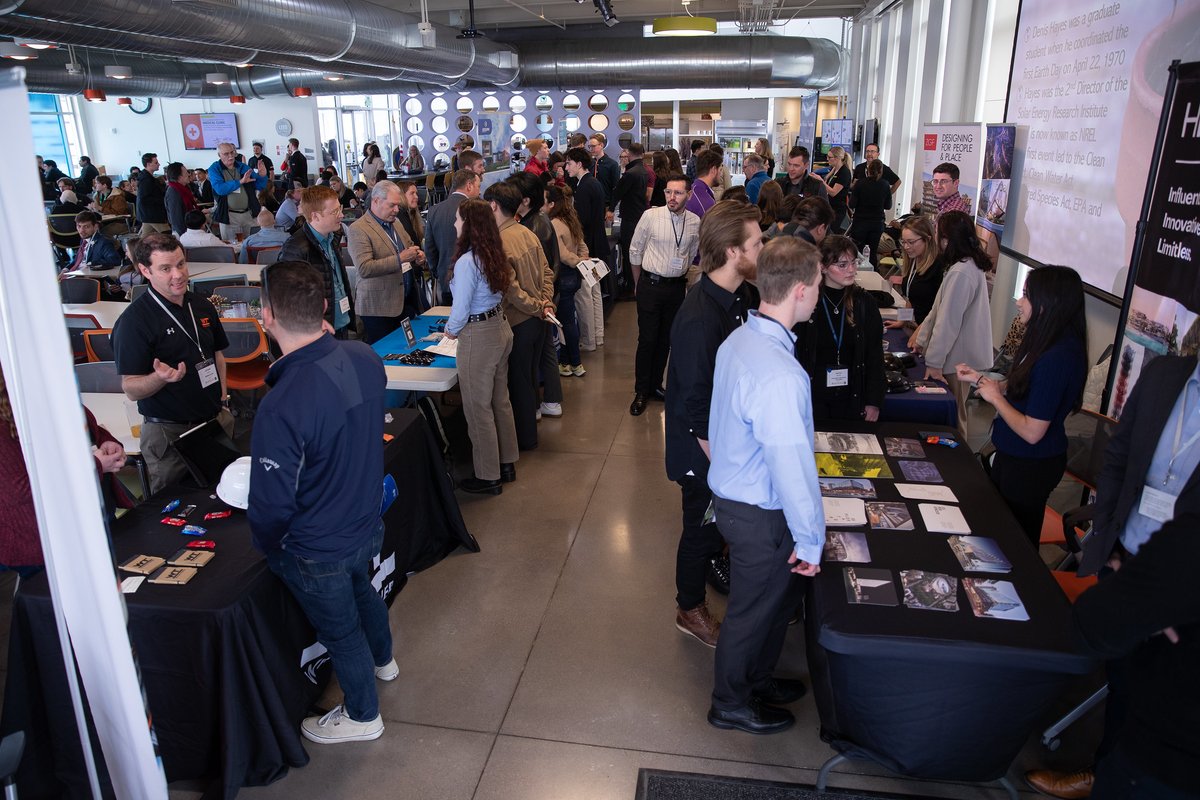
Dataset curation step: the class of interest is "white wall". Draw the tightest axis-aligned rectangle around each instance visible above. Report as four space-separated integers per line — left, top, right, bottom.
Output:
76 95 320 179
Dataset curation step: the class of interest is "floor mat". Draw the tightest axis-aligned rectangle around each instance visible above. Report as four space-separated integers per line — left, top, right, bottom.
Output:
635 769 932 800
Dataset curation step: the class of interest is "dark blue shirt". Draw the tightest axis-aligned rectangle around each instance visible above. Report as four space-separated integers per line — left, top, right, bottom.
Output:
248 334 386 559
991 336 1086 459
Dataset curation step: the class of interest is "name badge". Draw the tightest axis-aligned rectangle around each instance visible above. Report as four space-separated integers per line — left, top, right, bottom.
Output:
1138 485 1177 524
826 367 849 388
401 318 416 347
339 295 351 315
669 254 685 273
401 260 412 274
196 358 219 389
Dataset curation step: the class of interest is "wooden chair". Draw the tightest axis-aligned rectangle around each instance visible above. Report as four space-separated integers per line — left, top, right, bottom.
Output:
440 171 453 202
83 329 114 363
64 313 102 363
255 247 282 266
185 245 237 264
60 277 101 303
74 361 124 393
249 245 281 264
425 173 438 206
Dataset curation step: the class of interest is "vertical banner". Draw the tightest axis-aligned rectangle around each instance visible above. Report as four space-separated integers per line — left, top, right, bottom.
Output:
1108 61 1200 419
798 92 819 158
977 124 1017 237
920 122 983 217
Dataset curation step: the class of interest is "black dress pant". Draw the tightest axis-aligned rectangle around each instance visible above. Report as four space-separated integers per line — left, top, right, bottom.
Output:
634 277 686 394
711 497 807 711
849 220 885 266
508 317 544 450
988 449 1067 547
675 475 725 611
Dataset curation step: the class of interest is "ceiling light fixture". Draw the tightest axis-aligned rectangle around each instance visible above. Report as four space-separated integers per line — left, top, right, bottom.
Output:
322 73 343 81
230 95 246 104
205 72 229 85
117 96 133 106
16 39 56 50
591 0 619 27
105 65 132 79
83 88 107 102
0 43 38 60
652 14 716 35
293 86 312 97
232 62 252 68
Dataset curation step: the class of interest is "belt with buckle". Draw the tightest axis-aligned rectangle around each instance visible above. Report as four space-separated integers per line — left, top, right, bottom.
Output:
143 415 215 427
467 304 502 323
641 272 687 286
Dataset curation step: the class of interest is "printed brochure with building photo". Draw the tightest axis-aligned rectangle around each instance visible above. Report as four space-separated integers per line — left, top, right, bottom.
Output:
816 453 895 479
819 478 876 498
823 497 867 527
898 459 944 483
948 536 1012 573
901 570 960 612
823 531 871 563
843 567 899 606
884 437 927 459
865 501 915 530
814 432 884 455
963 579 1030 621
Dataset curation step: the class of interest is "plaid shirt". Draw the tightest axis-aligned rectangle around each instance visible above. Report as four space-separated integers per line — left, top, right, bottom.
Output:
936 191 970 220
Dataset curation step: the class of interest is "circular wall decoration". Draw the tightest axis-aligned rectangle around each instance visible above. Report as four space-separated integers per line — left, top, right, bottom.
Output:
563 95 581 112
588 94 608 112
274 117 293 136
456 115 474 133
617 93 636 112
564 114 581 132
407 134 425 150
535 95 553 112
588 113 609 132
406 117 423 134
404 97 422 115
431 116 448 134
481 96 500 112
617 113 635 131
430 97 448 115
433 134 451 152
536 113 553 132
541 134 555 150
510 114 527 133
508 95 527 113
510 133 527 150
618 133 633 149
456 96 474 113
433 153 451 168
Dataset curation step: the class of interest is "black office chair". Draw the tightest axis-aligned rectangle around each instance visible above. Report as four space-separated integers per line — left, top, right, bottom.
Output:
74 361 124 393
185 245 237 264
130 284 150 301
48 214 80 252
60 278 102 303
83 329 114 362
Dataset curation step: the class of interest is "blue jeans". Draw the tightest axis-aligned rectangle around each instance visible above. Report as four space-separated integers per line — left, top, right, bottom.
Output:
555 267 581 367
266 523 392 721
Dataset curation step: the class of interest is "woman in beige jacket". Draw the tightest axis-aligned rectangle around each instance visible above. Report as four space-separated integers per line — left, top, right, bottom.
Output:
546 184 589 376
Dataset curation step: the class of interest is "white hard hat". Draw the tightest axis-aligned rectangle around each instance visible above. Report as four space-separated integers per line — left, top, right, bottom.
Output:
216 456 252 509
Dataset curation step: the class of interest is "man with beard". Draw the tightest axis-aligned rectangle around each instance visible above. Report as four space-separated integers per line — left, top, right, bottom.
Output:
664 200 763 646
628 173 701 417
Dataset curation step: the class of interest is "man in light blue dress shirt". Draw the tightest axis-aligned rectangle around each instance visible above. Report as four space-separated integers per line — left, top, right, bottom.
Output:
706 236 825 736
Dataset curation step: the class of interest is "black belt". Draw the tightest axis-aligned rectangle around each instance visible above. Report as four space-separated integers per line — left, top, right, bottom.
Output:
143 415 215 426
641 273 687 286
467 304 502 323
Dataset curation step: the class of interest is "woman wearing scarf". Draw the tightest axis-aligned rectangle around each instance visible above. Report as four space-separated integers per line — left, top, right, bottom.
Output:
164 161 199 235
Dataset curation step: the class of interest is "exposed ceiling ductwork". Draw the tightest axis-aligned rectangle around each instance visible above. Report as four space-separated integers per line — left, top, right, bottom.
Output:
0 0 521 85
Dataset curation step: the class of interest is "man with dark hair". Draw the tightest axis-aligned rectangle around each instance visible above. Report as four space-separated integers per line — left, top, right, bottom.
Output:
706 235 824 736
279 185 356 338
789 196 836 245
931 161 968 220
686 139 706 181
70 210 124 269
685 150 723 220
275 183 303 229
178 209 228 249
587 134 620 212
457 149 486 180
248 259 395 746
193 167 215 204
628 173 700 417
247 141 274 183
564 147 612 270
508 171 564 418
780 146 828 200
613 141 650 295
112 233 233 493
137 152 171 234
666 199 763 647
286 138 309 188
75 155 99 197
210 141 269 240
852 143 901 195
164 162 196 236
486 181 553 453
425 168 481 303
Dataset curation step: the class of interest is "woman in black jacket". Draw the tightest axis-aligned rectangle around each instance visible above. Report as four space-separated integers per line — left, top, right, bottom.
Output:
848 158 892 265
794 235 885 422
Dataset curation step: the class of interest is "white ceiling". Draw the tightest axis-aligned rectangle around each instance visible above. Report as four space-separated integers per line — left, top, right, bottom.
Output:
374 0 865 31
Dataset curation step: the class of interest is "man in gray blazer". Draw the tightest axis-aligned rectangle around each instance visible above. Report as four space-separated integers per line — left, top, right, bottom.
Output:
346 181 424 344
424 169 480 305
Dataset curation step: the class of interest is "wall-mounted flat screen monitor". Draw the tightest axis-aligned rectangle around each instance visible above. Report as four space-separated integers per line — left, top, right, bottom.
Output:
181 113 240 151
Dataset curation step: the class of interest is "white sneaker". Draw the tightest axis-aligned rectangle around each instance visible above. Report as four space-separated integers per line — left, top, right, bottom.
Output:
558 364 573 377
571 364 586 377
539 402 562 417
375 658 399 681
536 409 542 421
301 705 384 744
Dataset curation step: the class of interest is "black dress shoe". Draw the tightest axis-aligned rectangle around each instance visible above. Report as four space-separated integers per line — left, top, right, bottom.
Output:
752 677 807 705
629 394 648 416
459 477 502 495
500 463 516 483
706 555 731 595
707 699 794 735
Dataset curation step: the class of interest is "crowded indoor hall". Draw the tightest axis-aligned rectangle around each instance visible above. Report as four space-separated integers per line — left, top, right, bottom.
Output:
1 0 1198 797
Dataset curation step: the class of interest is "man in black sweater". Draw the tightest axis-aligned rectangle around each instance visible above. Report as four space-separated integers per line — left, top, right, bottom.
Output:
612 142 650 297
136 152 171 234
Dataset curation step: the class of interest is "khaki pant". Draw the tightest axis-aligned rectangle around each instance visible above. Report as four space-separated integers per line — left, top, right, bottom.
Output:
457 314 519 481
140 409 236 496
139 222 172 235
219 210 255 241
575 281 604 350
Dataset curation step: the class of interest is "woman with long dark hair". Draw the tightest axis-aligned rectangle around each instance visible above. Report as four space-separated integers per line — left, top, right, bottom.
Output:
664 147 684 175
545 184 589 377
913 210 994 439
362 143 387 188
443 199 520 495
650 152 670 207
793 235 885 422
957 267 1088 545
756 179 784 233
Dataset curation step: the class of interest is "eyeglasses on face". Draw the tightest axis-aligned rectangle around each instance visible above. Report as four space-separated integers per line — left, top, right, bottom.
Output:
828 258 857 269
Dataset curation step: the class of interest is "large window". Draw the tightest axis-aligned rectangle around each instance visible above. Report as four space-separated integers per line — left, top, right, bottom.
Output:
30 94 85 169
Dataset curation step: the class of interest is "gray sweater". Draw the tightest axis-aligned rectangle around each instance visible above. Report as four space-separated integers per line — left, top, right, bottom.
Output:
915 257 993 371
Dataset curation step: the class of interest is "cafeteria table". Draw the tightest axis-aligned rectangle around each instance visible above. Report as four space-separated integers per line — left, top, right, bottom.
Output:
371 307 459 392
804 420 1094 796
879 326 958 427
2 409 477 799
62 300 129 329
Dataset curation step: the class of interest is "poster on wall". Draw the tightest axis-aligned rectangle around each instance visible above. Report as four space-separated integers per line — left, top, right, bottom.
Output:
180 113 240 151
920 122 982 218
1108 61 1200 419
976 124 1017 237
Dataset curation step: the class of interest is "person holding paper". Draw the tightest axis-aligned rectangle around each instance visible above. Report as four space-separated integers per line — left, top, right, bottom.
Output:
346 181 424 344
792 235 885 423
545 184 589 378
443 199 522 495
706 236 825 735
955 266 1087 546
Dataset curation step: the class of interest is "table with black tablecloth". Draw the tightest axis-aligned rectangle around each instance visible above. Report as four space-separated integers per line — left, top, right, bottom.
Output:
1 409 476 799
879 327 958 427
804 421 1093 790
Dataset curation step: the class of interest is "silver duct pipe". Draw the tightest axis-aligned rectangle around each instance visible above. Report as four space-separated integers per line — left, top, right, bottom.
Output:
516 35 844 90
0 0 520 85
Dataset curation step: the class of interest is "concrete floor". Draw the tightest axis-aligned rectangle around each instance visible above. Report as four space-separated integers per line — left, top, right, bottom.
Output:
2 301 1103 799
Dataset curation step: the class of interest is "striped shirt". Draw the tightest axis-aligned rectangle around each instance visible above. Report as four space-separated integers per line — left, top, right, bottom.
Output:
628 206 701 278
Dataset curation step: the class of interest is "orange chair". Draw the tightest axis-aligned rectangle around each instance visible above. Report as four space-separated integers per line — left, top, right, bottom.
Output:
64 313 102 363
83 328 114 363
221 318 271 392
248 245 281 264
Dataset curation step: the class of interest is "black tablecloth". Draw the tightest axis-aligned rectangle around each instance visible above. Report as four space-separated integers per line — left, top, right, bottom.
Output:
879 328 958 427
2 409 476 799
804 421 1094 783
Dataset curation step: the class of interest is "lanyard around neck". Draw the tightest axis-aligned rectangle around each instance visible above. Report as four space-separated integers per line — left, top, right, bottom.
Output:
1165 392 1200 486
148 289 206 358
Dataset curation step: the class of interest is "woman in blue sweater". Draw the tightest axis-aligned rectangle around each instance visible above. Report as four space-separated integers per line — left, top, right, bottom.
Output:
956 266 1088 546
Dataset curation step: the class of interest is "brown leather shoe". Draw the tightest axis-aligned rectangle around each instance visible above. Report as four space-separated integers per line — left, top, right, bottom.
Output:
1025 768 1094 799
676 603 720 648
